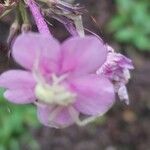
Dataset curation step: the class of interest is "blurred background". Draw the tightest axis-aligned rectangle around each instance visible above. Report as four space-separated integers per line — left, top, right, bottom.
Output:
0 0 150 149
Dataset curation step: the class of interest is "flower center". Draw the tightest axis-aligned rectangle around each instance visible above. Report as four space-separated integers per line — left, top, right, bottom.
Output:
35 74 76 106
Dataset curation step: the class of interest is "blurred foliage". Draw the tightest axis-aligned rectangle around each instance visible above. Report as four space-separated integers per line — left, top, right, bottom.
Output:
108 0 150 51
0 88 40 150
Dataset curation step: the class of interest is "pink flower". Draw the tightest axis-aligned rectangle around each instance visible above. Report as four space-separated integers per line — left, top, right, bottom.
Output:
0 33 115 128
97 45 134 104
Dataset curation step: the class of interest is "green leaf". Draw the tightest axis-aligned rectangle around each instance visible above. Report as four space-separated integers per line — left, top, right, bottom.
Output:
134 35 150 50
114 27 136 42
0 88 5 102
107 0 150 51
108 16 127 32
9 139 20 150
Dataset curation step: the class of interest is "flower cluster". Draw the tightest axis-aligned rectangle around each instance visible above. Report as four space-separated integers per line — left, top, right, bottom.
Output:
0 33 115 128
0 0 133 128
97 45 134 104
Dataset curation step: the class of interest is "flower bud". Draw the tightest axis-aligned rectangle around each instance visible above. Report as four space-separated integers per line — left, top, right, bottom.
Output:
97 46 134 104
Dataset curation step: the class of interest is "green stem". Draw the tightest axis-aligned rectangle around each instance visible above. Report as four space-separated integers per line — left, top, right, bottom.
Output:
15 5 21 24
19 1 30 24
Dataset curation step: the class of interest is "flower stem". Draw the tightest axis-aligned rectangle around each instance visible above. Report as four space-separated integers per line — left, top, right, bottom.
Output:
19 1 30 24
7 5 20 44
26 0 52 37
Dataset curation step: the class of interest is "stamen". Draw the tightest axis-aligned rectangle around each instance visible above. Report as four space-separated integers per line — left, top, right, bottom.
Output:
51 74 68 85
35 74 76 106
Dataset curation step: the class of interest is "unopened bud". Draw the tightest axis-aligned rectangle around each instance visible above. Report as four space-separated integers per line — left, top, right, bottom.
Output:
21 23 31 33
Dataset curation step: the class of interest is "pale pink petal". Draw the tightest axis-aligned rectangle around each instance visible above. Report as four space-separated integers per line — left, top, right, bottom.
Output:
4 89 36 104
60 36 107 75
12 33 61 73
0 70 35 89
69 74 115 115
37 106 79 128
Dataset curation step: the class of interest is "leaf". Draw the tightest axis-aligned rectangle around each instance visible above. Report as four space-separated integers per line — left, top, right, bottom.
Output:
107 0 150 51
134 35 150 50
108 16 127 32
0 88 5 102
114 27 137 42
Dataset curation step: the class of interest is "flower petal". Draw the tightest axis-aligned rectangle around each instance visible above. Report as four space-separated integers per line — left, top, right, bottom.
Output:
60 36 107 75
0 70 35 89
69 74 115 115
37 106 79 128
4 89 36 104
12 33 61 73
